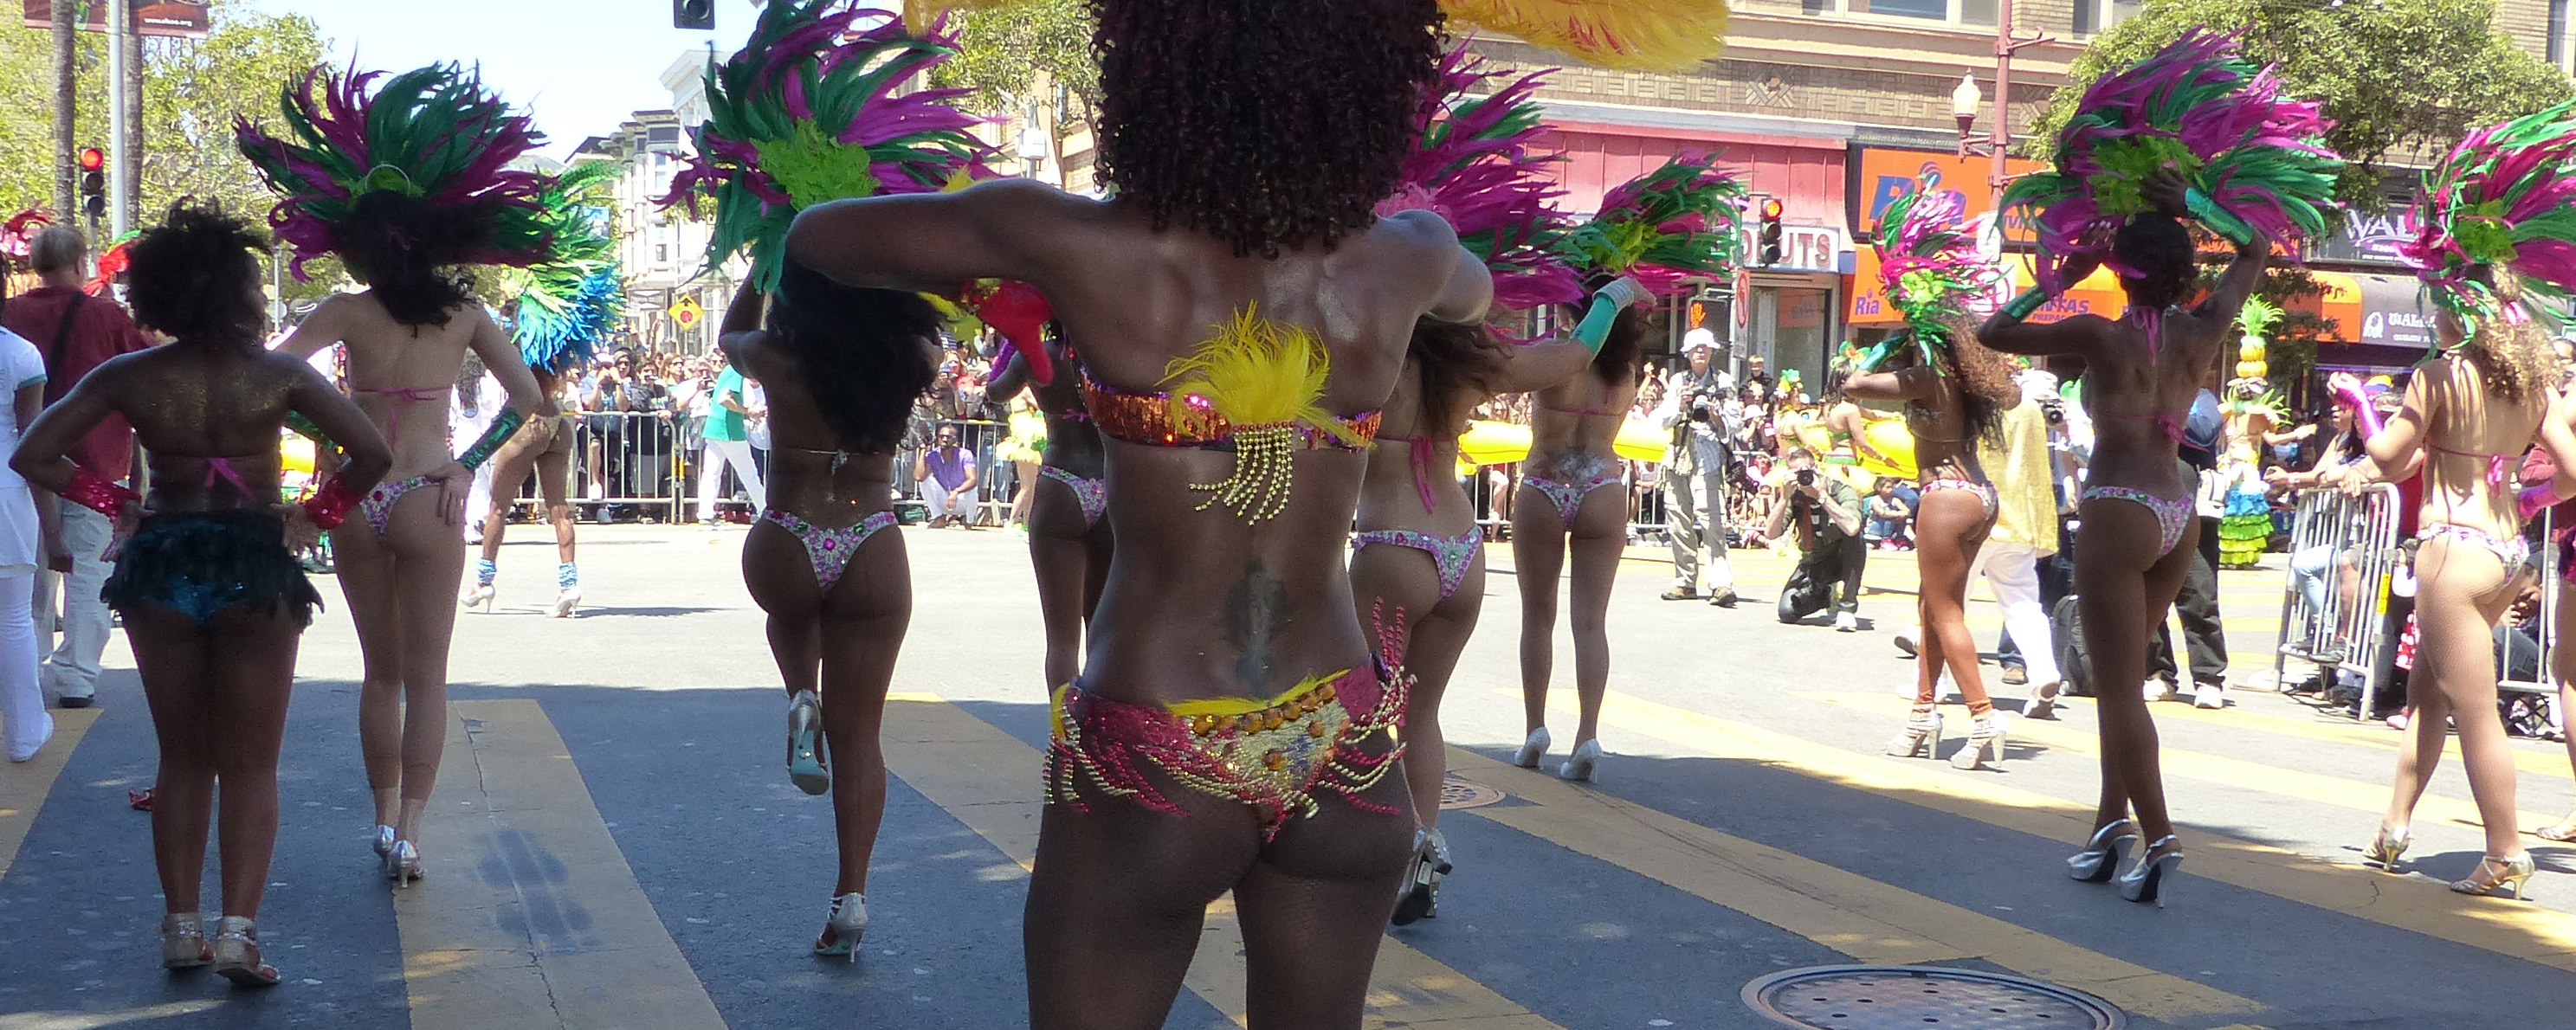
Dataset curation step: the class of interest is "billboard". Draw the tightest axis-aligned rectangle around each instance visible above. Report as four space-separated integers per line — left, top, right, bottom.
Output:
1849 147 2046 241
23 1 211 40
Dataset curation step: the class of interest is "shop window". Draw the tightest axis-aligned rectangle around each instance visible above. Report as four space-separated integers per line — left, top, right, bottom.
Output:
2074 0 2143 36
1804 0 1996 25
2553 0 2573 70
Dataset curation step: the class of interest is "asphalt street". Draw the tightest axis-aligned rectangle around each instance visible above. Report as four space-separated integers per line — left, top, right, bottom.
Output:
3 521 2573 1030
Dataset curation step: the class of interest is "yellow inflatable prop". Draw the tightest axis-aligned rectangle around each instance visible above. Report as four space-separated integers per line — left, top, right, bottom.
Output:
1456 420 1668 466
281 432 317 479
1856 420 1918 480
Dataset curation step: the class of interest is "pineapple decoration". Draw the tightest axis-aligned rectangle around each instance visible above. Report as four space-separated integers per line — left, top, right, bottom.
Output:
2218 298 2289 568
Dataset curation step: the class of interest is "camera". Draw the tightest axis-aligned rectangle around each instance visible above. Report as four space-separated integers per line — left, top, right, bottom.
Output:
1796 468 1817 487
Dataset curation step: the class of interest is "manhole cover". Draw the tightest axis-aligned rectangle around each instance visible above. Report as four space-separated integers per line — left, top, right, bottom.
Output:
1439 774 1504 810
1743 965 2125 1030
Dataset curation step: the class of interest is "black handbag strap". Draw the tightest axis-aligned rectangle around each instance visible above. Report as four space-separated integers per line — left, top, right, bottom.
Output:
43 293 87 402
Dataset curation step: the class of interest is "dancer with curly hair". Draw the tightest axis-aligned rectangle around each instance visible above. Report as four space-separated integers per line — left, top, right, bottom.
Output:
1985 29 2340 906
1858 173 2026 770
246 64 557 885
784 0 1729 1020
2345 101 2576 900
11 203 391 985
467 163 626 619
1351 48 1601 924
1515 155 1743 782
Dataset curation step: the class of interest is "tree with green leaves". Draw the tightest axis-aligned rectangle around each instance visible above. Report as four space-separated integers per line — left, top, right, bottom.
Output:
2032 0 2573 208
929 0 1097 183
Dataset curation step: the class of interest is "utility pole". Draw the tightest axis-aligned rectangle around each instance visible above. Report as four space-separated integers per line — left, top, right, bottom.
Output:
120 1 142 227
106 0 132 237
51 0 76 222
1989 0 2052 217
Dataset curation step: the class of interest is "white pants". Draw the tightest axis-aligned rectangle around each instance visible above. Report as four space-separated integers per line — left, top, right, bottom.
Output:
1972 540 2059 687
697 438 766 520
1 567 44 756
922 480 978 521
464 460 495 539
1663 465 1734 592
36 502 112 702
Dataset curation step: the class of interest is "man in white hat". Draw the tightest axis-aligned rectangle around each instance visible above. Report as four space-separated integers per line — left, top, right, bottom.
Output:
1650 328 1738 606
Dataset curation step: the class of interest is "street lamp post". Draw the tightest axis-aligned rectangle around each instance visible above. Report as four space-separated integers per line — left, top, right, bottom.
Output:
1951 1 2055 217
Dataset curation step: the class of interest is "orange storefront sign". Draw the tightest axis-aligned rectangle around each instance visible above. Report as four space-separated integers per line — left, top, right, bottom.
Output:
2282 270 2364 342
1853 148 2048 239
1846 248 2124 326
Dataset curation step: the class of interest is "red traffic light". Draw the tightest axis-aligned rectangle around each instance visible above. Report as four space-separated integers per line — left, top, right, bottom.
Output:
1759 197 1784 220
77 147 105 172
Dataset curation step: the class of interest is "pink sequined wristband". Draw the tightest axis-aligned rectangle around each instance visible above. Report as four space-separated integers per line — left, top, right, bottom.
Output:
62 468 139 518
300 476 361 531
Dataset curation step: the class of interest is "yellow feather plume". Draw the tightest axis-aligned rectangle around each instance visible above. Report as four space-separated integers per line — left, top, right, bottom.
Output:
1159 306 1361 447
1440 0 1731 71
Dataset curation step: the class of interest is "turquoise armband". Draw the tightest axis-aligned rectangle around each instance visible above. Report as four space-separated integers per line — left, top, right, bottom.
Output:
284 411 333 449
1574 277 1647 354
2183 187 2260 247
1999 288 2049 320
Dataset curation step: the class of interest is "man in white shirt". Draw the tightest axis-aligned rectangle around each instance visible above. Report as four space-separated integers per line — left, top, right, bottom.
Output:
1650 330 1738 606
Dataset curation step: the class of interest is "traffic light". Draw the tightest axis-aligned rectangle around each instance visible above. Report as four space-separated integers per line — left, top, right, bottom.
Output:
78 146 106 221
1756 196 1784 267
673 0 713 29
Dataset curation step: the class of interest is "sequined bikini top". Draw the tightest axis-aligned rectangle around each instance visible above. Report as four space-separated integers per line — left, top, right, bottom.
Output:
1079 306 1383 524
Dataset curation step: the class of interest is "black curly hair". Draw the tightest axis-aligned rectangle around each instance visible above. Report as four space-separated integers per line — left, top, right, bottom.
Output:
1409 318 1509 431
768 260 940 454
341 190 480 327
126 201 268 349
2111 214 2198 312
1088 0 1444 257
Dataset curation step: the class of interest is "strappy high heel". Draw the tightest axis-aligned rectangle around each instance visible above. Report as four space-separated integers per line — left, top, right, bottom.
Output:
787 690 829 795
2450 853 2537 900
1391 827 1453 927
1885 708 1943 759
160 911 212 969
1512 728 1550 769
385 840 425 886
2363 825 2411 872
812 892 868 958
2118 835 2184 906
371 824 396 859
1951 715 2006 770
1559 738 1603 782
458 583 495 613
209 916 279 987
2068 819 2138 883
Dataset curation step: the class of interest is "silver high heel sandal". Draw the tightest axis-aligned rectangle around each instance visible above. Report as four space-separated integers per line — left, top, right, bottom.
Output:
209 916 279 987
1559 738 1604 782
1951 715 2006 770
161 911 212 969
385 840 425 886
813 892 868 958
1513 728 1550 769
1885 708 1943 758
787 690 830 795
2068 819 2138 883
2362 825 2411 872
2117 835 2184 906
371 824 396 859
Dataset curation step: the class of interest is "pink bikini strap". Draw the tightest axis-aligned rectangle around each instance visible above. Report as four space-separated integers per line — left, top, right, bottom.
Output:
203 456 249 495
358 385 450 447
1410 436 1438 514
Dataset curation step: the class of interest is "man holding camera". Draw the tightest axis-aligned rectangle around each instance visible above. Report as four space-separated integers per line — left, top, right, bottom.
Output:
1768 447 1867 631
1653 331 1739 606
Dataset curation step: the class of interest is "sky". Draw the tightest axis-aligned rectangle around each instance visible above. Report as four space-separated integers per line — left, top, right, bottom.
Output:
245 1 889 158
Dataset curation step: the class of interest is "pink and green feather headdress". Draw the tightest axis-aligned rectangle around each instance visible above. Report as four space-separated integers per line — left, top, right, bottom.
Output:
662 0 995 293
1858 170 1998 371
2399 100 2576 322
1552 154 1746 297
2002 29 2340 292
1376 46 1581 312
235 63 550 280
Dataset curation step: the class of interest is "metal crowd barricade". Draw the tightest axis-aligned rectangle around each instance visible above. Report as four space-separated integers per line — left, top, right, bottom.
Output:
894 419 1010 524
493 410 688 522
2498 507 2558 702
2270 484 2403 718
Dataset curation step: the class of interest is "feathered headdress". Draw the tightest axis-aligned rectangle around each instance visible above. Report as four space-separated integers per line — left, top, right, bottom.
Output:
662 1 994 293
508 162 624 376
2399 100 2576 320
236 63 550 280
2002 29 2340 291
1857 171 1998 371
1553 154 1745 297
1377 46 1580 312
902 0 1728 70
1 209 49 262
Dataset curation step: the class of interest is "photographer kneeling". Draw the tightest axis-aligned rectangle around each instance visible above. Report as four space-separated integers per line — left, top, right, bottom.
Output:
1768 447 1868 630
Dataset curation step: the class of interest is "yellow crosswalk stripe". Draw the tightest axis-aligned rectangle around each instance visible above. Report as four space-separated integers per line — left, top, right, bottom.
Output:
400 699 725 1030
1446 751 2262 1020
881 692 1565 1030
0 708 100 882
1513 688 2576 975
1804 691 2569 836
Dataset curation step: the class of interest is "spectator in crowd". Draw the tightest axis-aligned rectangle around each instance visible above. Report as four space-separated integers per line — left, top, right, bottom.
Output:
914 423 978 528
1 227 152 710
1653 332 1739 606
1864 477 1912 549
1766 447 1867 630
2147 387 2231 707
697 351 766 525
1979 371 2065 711
0 322 51 761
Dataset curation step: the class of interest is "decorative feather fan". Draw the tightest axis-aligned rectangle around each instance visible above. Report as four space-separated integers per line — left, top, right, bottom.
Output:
236 63 550 280
1856 171 1998 372
508 162 624 375
1378 45 1580 312
1553 154 1745 297
2002 29 2340 292
2399 100 2576 319
662 0 994 293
